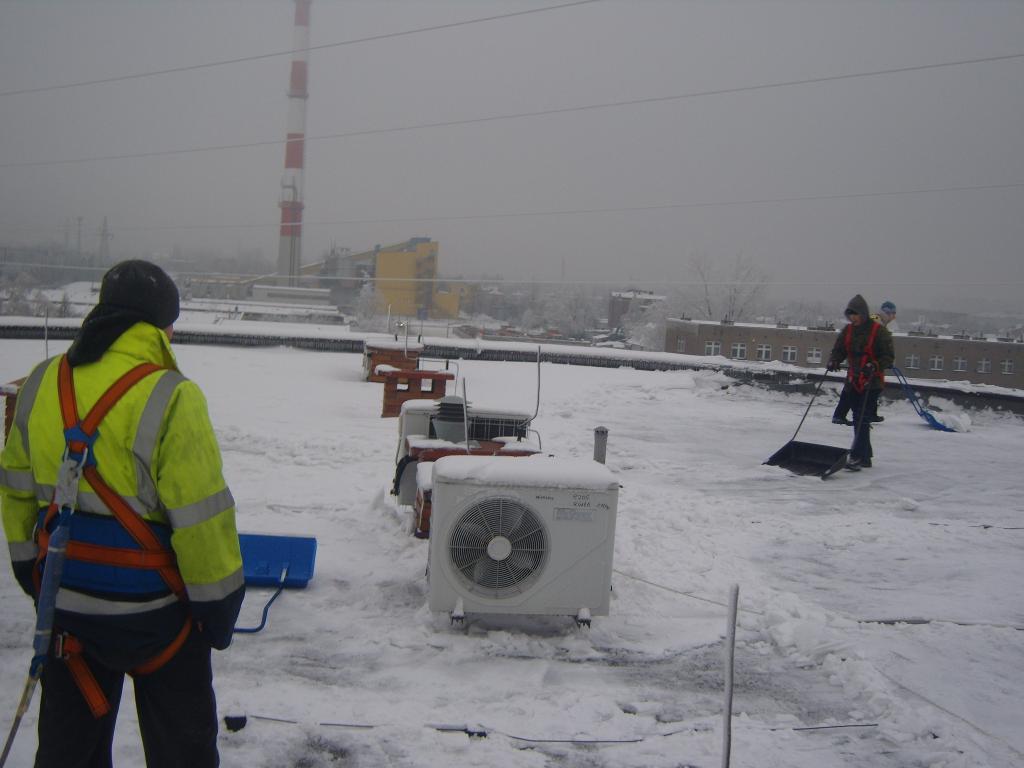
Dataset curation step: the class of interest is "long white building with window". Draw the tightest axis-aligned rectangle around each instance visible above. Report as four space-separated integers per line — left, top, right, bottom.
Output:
665 318 1024 390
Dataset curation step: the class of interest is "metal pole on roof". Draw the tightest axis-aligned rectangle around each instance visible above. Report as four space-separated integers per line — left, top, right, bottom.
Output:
529 346 542 423
593 427 608 464
461 379 471 454
721 584 739 768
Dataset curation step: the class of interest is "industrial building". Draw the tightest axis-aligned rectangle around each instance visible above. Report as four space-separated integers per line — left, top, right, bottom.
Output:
665 317 1024 389
329 238 463 320
182 237 462 320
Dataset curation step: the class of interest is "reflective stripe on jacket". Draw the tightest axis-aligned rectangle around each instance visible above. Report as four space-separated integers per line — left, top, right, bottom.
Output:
1 323 243 648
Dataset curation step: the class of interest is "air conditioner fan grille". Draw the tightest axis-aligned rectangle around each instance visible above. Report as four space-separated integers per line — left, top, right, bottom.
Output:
448 497 547 597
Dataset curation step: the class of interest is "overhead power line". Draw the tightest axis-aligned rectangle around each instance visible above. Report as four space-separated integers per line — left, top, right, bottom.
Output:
1 180 1021 235
3 51 1022 170
0 0 602 98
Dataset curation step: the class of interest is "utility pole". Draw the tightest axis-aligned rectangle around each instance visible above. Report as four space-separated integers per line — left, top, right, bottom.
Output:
98 217 112 265
76 217 83 262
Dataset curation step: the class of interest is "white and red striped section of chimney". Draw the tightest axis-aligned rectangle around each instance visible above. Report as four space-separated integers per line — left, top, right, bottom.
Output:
278 0 311 285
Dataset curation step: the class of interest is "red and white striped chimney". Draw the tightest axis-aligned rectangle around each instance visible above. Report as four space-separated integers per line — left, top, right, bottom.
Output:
278 0 311 285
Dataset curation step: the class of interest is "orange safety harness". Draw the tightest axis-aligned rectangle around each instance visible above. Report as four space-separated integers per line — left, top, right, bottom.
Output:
843 321 884 394
33 356 192 718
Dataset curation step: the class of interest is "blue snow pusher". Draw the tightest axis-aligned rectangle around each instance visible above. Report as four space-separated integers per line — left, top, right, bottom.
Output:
239 533 317 588
235 533 318 634
890 367 956 432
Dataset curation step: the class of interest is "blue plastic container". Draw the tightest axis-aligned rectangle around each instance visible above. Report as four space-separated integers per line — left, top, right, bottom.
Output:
238 533 317 588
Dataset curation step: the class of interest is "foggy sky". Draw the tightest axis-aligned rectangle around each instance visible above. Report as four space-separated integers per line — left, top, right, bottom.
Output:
1 0 1022 311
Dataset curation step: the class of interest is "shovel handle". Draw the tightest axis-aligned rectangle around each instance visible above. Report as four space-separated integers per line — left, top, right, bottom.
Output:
788 373 831 444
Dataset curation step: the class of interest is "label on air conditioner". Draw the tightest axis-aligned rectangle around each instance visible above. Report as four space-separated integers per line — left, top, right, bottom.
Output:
554 507 593 522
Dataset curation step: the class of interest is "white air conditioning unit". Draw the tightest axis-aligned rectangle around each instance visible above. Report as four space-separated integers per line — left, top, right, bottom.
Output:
393 399 535 506
428 455 619 622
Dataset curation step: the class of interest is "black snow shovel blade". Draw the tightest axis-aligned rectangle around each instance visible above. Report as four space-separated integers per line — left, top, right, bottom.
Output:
764 440 848 479
764 373 849 479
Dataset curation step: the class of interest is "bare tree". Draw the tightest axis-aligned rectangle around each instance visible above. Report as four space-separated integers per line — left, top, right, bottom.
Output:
537 288 594 337
0 271 37 316
686 252 768 323
353 282 381 330
721 253 768 323
689 252 717 321
31 289 55 318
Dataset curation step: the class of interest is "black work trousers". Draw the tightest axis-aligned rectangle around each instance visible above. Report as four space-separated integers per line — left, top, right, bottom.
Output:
832 381 853 422
35 629 219 768
835 380 881 422
850 388 881 462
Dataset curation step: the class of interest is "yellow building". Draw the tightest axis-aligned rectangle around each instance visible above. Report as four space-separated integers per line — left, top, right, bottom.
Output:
372 238 460 320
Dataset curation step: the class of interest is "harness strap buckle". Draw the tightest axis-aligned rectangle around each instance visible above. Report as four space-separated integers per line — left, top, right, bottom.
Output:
54 631 86 661
54 632 111 719
63 423 99 469
53 451 87 511
54 631 71 660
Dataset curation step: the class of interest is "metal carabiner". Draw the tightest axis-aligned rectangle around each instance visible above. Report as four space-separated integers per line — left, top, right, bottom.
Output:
53 445 87 512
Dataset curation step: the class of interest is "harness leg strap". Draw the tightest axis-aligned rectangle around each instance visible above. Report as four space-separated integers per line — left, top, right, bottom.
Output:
56 621 192 720
133 618 192 677
57 634 111 719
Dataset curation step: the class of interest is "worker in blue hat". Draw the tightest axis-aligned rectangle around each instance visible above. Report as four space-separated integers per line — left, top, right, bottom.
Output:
877 300 897 329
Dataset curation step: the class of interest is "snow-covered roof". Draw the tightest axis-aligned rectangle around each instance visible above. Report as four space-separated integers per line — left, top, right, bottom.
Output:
432 454 618 491
400 399 442 415
0 333 1021 767
398 398 534 422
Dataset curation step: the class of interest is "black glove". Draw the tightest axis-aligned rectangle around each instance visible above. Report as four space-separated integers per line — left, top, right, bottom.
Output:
192 586 246 650
826 361 840 373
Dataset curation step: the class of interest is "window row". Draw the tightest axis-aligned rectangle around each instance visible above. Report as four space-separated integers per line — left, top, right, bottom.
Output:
902 354 1015 375
700 341 1016 375
705 340 821 363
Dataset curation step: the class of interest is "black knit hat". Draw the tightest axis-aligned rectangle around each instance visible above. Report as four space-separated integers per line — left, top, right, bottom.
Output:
67 260 180 367
98 259 179 328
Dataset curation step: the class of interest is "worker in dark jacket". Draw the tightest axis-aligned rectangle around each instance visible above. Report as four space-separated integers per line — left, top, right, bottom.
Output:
832 299 897 425
0 260 244 768
827 294 895 470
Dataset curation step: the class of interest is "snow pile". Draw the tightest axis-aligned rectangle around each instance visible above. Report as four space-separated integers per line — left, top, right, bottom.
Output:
925 396 973 432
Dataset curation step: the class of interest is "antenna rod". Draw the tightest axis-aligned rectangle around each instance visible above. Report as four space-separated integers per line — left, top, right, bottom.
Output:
529 345 541 422
461 380 471 454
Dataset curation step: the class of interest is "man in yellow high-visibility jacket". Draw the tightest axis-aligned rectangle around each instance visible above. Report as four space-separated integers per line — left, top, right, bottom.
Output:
1 260 244 768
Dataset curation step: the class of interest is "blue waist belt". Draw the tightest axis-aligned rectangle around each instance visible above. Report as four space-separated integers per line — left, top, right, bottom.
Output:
38 508 174 596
